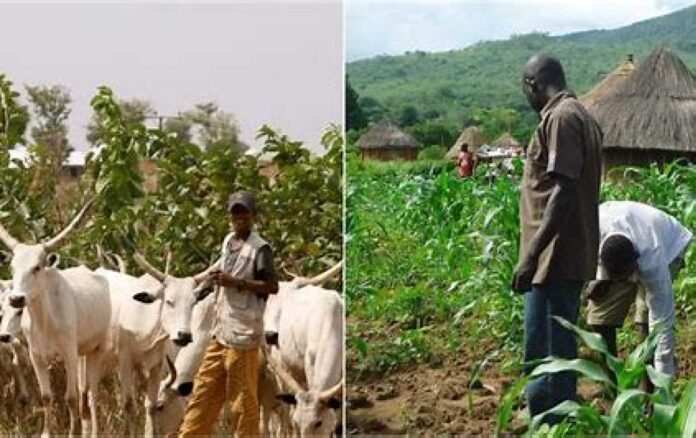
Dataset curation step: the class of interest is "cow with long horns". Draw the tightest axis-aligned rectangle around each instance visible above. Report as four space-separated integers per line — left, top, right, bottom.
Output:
0 200 112 438
90 247 219 436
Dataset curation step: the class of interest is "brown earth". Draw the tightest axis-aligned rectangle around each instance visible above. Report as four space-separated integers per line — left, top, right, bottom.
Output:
347 331 696 436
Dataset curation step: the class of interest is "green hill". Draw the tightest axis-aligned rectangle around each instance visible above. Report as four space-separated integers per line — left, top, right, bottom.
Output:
347 4 696 144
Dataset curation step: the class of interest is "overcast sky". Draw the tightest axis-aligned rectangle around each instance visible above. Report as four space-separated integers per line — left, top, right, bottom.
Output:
347 0 696 61
0 1 342 153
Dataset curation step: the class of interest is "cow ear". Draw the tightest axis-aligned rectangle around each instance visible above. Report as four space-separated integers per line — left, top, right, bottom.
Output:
326 397 341 410
276 394 297 405
133 291 158 304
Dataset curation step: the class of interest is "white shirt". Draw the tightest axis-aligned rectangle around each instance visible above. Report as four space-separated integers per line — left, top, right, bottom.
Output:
598 201 692 375
599 201 692 281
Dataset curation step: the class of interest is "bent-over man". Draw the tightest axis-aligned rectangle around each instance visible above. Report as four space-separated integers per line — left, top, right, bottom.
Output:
586 200 692 377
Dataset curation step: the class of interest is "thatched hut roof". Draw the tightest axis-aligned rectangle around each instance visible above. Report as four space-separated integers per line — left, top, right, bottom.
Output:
491 132 521 149
446 126 484 158
580 54 635 107
587 47 696 153
356 120 421 150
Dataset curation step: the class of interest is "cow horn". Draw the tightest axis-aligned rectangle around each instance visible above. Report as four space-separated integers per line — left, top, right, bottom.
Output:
193 257 222 284
164 250 173 277
283 267 299 279
44 199 94 252
318 380 343 402
96 244 107 267
268 354 303 393
293 261 343 288
112 253 126 274
165 355 177 388
0 223 19 251
97 245 127 274
133 252 167 282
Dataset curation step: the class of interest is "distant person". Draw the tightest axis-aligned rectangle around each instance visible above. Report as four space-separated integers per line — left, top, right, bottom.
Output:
455 142 477 178
511 54 603 421
586 201 692 378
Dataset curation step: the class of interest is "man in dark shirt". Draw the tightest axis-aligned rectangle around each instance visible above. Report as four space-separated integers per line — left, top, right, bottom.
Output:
512 54 602 421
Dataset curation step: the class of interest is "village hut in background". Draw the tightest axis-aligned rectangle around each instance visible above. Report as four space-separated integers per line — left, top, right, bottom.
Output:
356 120 422 161
491 132 521 151
580 54 636 108
586 47 696 169
446 126 484 158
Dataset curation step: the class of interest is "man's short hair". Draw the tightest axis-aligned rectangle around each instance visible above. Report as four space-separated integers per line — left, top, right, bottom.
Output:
600 234 638 277
529 54 567 90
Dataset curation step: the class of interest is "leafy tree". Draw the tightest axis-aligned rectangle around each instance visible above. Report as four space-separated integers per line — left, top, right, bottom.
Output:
0 75 29 151
359 96 388 125
168 102 243 153
398 105 420 127
25 85 73 205
25 84 72 157
86 98 156 146
346 76 367 131
409 119 459 148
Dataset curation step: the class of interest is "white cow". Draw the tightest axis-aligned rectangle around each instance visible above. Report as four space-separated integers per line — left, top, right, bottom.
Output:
93 267 171 436
0 201 111 438
0 280 30 402
91 248 218 436
130 252 220 348
153 262 343 436
268 283 344 437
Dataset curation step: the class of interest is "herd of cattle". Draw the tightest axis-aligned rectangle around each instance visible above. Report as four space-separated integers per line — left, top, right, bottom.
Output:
0 200 344 437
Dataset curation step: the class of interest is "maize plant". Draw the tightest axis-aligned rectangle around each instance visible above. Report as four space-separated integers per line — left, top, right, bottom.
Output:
496 317 696 436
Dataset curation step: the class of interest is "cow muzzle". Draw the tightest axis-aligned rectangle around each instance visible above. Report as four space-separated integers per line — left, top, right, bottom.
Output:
8 295 25 309
0 334 11 343
173 331 192 347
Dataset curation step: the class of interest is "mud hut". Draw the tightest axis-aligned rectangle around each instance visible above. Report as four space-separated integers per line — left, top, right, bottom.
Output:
446 126 484 158
356 120 422 161
586 47 696 169
580 54 636 108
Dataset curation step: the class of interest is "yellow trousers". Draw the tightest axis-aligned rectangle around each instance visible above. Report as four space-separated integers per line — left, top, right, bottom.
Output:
179 340 260 437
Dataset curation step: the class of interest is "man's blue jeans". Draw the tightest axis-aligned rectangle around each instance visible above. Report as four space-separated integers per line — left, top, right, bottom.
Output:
524 281 582 420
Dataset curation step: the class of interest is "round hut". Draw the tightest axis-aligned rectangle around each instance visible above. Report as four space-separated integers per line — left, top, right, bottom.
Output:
446 126 484 158
586 47 696 169
580 54 636 108
356 120 422 161
491 132 521 151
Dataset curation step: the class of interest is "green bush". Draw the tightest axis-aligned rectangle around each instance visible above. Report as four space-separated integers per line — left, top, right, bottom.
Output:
417 145 447 160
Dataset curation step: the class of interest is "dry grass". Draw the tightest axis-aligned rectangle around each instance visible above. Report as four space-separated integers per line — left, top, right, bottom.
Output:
0 361 147 435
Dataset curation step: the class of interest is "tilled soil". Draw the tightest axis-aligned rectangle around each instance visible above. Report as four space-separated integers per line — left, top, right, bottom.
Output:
347 363 514 435
347 332 696 436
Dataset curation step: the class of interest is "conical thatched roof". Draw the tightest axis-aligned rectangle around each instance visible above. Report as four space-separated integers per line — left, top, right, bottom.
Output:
587 47 696 152
446 126 484 158
580 54 635 107
492 132 521 149
356 120 421 150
